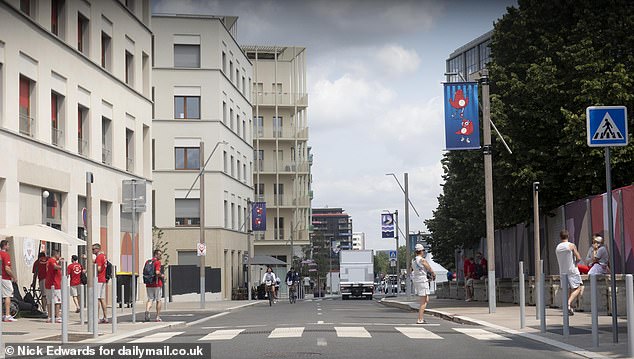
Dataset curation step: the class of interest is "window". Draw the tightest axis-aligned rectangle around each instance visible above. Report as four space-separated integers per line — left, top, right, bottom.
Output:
273 116 283 137
175 147 200 170
222 102 227 125
231 203 235 229
243 163 247 182
101 32 111 70
174 44 200 68
224 200 228 228
236 69 239 87
254 116 263 137
236 114 240 135
51 92 64 147
77 13 89 54
255 183 264 199
242 119 246 139
223 151 227 173
274 183 284 205
230 155 234 177
125 51 134 85
19 76 34 136
222 52 226 73
273 83 282 94
254 150 263 171
51 0 65 36
175 199 200 226
20 0 32 16
466 47 478 77
255 82 263 95
236 159 241 179
229 61 233 82
142 52 149 95
126 128 134 172
78 105 88 155
102 117 112 164
274 217 284 239
229 108 234 130
242 76 245 95
174 96 200 119
238 205 242 231
125 0 134 11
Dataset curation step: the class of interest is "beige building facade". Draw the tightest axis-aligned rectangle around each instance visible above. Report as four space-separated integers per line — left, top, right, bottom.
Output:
152 14 253 300
0 0 153 296
243 46 311 273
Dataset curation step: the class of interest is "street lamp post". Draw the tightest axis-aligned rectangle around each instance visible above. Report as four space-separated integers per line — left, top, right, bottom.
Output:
481 69 496 313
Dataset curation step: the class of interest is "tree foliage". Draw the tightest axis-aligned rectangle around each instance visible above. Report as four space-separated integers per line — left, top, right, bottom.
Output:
426 0 634 266
152 226 170 266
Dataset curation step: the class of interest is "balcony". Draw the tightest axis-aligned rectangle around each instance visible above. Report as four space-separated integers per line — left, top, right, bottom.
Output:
51 127 64 147
19 115 35 137
253 126 309 140
77 138 88 156
252 92 308 107
254 161 310 173
102 148 112 165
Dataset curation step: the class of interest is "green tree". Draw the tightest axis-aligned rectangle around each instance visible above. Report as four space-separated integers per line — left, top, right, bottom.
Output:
151 226 170 266
427 0 634 266
374 251 388 276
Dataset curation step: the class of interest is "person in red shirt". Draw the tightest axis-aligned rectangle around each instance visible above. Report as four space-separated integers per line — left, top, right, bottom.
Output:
92 244 108 323
31 252 48 315
464 257 475 302
45 249 62 323
144 249 165 322
0 240 17 322
67 255 84 313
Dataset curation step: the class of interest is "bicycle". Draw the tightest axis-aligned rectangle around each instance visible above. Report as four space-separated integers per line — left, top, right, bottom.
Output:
265 283 274 306
288 282 296 304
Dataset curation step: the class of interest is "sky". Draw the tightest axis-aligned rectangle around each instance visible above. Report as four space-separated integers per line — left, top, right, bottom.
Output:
153 0 516 252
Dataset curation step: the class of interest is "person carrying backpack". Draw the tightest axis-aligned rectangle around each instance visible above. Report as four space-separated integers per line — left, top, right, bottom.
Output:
92 244 108 323
144 249 165 322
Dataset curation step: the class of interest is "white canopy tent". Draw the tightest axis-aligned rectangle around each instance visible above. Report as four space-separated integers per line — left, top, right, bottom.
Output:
425 252 448 294
0 224 86 246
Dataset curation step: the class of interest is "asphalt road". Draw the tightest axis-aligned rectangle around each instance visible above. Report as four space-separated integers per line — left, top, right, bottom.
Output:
118 297 580 359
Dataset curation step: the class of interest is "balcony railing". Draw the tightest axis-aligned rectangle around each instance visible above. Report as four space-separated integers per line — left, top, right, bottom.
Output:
51 126 64 147
254 161 310 173
77 138 88 156
102 148 112 165
253 126 309 140
126 157 134 172
19 115 35 137
252 92 308 107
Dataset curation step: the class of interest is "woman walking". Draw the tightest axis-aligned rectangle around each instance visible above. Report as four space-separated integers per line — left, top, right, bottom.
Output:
411 244 435 324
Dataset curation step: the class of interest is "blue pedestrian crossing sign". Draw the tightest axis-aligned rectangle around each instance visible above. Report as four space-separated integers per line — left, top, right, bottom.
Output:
389 250 397 259
586 106 628 147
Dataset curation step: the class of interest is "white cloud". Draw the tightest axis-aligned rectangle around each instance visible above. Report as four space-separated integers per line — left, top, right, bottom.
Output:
376 45 421 76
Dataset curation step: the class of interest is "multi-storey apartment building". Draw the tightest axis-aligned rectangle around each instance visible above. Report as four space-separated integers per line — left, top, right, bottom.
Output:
243 46 311 266
445 30 492 82
352 232 365 251
0 0 153 286
152 14 253 300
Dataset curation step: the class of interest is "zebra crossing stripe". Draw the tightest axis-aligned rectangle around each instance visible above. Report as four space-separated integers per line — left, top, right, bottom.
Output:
268 327 305 338
199 329 245 341
130 331 184 343
452 328 510 340
334 327 371 338
395 327 443 339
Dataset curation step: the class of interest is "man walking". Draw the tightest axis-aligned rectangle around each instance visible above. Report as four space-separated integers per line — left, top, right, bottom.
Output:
31 252 48 314
556 229 583 315
0 240 17 322
144 249 165 322
45 250 62 323
67 255 84 313
92 244 108 323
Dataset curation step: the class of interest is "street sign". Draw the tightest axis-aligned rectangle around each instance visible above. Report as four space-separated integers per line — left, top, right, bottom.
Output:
389 250 397 259
197 243 206 256
586 106 628 147
122 180 147 213
381 213 395 238
82 207 87 227
390 258 397 267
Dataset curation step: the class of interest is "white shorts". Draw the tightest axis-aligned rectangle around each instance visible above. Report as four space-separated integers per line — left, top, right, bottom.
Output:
146 287 162 302
413 281 430 297
48 289 61 304
70 285 79 297
96 282 107 299
2 279 13 298
465 278 474 287
566 273 583 289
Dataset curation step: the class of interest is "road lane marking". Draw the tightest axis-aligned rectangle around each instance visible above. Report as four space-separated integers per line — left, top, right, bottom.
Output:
317 338 327 346
395 327 443 339
131 331 184 343
317 321 324 324
268 327 304 338
335 327 371 338
453 328 511 340
202 324 267 329
199 329 245 341
187 311 229 327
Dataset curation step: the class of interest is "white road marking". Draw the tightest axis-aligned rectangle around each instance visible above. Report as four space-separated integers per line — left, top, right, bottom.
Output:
199 329 245 341
335 327 371 338
453 328 511 341
187 311 229 327
317 308 322 311
268 327 305 338
131 331 184 343
395 327 443 339
317 338 328 346
202 324 266 330
317 321 324 324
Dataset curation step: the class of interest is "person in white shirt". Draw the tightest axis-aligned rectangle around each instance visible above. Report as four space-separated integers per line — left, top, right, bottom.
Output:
411 244 435 324
262 267 276 302
586 234 610 275
555 229 583 315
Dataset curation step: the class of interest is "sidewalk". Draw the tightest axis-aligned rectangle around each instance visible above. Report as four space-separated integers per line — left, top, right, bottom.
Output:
381 296 630 358
0 300 260 344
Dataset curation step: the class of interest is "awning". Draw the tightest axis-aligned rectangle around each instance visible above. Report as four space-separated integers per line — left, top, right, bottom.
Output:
0 224 86 246
250 255 287 266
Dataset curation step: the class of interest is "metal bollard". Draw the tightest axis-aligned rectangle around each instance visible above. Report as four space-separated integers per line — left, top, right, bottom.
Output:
626 274 634 357
519 261 525 329
562 273 569 338
111 266 117 333
79 284 84 324
61 261 68 343
120 284 124 309
92 264 98 338
591 274 599 348
540 260 546 333
51 284 56 324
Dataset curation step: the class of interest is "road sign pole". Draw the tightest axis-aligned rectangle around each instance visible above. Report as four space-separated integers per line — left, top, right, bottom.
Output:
199 142 206 308
131 179 136 324
605 147 618 342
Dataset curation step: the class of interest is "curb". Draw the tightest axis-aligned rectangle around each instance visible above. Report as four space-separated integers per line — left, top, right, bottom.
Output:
379 299 608 359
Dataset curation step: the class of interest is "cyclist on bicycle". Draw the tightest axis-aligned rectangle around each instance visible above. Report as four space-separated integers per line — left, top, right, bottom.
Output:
262 267 276 303
286 267 300 302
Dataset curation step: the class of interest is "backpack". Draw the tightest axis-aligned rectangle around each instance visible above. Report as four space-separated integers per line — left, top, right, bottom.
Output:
143 259 156 284
105 260 113 281
80 271 88 285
